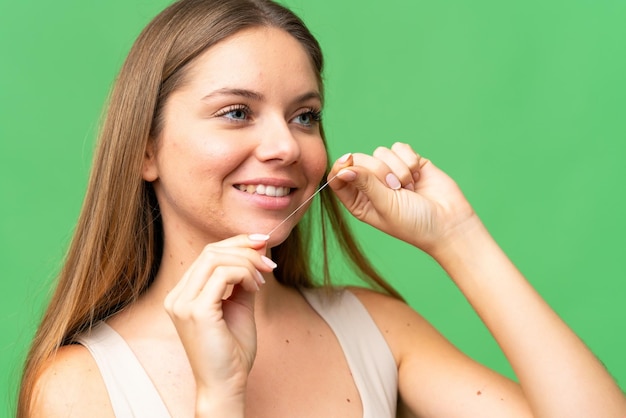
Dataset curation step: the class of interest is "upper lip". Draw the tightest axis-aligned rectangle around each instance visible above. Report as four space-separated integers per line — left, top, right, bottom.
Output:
233 177 299 188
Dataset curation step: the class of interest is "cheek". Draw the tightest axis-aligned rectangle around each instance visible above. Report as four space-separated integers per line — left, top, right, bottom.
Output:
160 134 245 176
309 140 329 182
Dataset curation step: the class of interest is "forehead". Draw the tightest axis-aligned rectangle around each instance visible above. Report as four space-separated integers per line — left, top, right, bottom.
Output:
181 26 320 97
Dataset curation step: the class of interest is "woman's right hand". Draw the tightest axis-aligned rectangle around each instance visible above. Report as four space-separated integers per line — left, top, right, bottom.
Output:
163 234 274 413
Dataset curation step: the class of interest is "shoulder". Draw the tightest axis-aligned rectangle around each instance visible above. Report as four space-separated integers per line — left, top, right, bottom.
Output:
346 286 439 362
31 343 114 417
345 286 506 367
347 286 485 369
347 287 531 416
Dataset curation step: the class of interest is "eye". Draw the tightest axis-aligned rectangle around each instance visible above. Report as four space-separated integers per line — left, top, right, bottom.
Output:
292 108 322 127
215 104 252 122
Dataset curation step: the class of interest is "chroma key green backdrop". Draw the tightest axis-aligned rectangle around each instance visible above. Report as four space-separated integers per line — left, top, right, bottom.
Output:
1 0 625 415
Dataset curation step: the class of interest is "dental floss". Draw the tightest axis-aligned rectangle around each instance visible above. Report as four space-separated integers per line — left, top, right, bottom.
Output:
266 174 339 237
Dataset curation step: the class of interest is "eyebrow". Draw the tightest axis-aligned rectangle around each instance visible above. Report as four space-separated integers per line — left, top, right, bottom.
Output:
202 88 263 101
201 88 321 104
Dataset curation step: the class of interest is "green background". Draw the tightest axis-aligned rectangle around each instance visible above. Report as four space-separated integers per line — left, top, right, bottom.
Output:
1 0 625 415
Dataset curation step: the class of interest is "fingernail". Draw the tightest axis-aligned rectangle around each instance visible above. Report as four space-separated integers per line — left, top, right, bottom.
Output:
256 270 266 284
338 153 352 163
386 173 401 190
261 255 277 269
337 168 357 181
249 233 270 241
404 182 414 191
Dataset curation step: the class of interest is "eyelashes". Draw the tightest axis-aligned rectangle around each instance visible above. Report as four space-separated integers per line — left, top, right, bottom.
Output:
214 104 251 121
293 107 322 127
213 104 322 126
301 108 322 122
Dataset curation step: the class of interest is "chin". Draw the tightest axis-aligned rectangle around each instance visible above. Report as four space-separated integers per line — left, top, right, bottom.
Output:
266 225 297 249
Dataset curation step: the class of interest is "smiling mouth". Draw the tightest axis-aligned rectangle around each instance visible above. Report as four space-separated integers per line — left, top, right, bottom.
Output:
235 184 292 197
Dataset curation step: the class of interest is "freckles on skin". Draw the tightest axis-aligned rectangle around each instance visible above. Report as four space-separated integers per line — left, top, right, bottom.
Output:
154 138 232 224
148 27 329 245
315 158 328 185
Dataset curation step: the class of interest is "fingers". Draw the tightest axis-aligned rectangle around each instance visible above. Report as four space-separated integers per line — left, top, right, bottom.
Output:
330 142 425 192
373 147 411 190
211 233 269 253
177 251 260 302
390 142 425 186
164 234 276 319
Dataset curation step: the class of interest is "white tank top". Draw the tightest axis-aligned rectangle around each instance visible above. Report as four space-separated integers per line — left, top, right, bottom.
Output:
77 288 398 417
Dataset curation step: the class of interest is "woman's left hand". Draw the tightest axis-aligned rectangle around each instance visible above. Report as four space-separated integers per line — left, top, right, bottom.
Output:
328 142 477 254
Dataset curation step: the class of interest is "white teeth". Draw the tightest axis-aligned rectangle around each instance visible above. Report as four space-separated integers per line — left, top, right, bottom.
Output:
236 184 291 197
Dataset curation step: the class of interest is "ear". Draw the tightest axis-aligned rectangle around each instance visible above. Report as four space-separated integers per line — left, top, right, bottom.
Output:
141 139 159 182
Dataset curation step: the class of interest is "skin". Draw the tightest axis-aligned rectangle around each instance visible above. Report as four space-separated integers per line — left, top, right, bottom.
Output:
31 27 626 418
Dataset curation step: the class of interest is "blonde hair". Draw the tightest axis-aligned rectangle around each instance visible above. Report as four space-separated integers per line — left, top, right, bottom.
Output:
17 0 401 415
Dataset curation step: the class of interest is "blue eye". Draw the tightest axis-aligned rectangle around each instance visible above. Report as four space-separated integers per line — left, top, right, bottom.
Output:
226 109 247 120
216 105 251 122
293 109 322 127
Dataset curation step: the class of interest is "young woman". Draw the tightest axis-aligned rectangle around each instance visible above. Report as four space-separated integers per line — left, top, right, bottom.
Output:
19 0 626 417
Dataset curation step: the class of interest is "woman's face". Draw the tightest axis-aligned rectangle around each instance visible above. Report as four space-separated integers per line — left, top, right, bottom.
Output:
143 27 327 248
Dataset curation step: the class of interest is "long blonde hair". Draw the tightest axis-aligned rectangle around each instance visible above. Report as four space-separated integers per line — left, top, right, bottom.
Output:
17 0 401 415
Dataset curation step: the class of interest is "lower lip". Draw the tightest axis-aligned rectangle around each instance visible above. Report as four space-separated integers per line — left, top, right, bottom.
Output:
234 187 295 210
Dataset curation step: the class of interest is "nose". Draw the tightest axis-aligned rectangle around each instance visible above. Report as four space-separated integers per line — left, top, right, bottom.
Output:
254 115 301 165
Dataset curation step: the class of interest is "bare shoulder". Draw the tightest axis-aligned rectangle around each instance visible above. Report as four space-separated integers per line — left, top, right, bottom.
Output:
347 285 412 315
346 286 419 331
347 287 532 417
31 343 114 417
346 286 440 361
